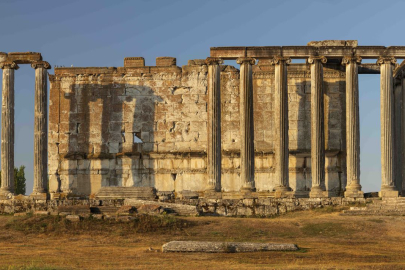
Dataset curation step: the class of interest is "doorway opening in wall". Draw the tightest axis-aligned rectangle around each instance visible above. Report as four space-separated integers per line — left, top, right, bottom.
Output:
3 65 37 195
359 72 381 193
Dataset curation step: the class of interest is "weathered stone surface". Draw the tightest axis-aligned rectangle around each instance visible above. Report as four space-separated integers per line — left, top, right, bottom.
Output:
161 241 298 253
66 214 80 222
124 57 145 67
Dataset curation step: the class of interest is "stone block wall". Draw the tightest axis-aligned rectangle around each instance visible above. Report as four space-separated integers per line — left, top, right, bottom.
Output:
48 58 346 197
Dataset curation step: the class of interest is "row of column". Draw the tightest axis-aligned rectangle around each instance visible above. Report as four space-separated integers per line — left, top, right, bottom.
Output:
0 61 50 198
205 55 399 197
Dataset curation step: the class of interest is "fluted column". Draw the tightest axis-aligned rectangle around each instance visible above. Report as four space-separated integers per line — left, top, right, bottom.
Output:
342 56 363 198
271 57 291 192
0 61 18 197
308 56 327 198
205 57 223 193
31 61 51 197
394 77 403 194
402 75 405 195
378 57 398 197
236 57 256 192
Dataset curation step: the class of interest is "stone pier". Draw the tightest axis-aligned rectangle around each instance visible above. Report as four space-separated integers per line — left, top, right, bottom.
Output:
31 61 51 199
0 62 18 198
237 57 256 192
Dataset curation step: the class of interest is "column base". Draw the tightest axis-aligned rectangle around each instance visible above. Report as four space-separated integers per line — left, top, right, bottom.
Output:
204 190 222 199
309 187 328 198
0 189 14 200
30 192 48 200
241 186 256 193
273 186 292 198
379 190 399 198
344 189 364 198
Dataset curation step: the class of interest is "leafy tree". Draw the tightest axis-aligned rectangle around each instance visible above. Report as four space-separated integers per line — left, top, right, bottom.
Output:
15 166 26 195
0 165 26 195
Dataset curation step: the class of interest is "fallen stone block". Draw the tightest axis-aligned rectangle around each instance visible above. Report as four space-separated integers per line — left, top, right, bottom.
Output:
58 205 90 215
137 204 162 214
116 205 136 215
161 241 298 253
92 214 103 220
14 212 27 216
34 211 50 216
66 215 80 222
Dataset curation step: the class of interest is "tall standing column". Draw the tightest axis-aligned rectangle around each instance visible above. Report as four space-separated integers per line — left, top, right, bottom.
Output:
378 57 398 197
342 56 363 198
394 77 403 194
308 56 327 198
205 57 223 193
271 57 291 192
0 61 18 198
31 61 51 198
402 74 405 195
236 57 256 192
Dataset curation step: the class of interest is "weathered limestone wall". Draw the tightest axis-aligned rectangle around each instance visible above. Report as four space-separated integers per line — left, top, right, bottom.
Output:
48 59 346 197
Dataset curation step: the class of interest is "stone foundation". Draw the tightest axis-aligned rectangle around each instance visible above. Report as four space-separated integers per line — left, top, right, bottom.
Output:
0 196 365 217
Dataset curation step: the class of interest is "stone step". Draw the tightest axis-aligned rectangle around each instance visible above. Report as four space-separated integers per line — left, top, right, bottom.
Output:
95 187 157 200
90 206 120 215
342 210 405 216
125 199 199 216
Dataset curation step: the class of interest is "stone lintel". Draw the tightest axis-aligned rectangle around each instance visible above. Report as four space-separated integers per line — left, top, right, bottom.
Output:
5 52 42 64
358 63 380 74
307 40 358 47
124 57 145 67
211 46 405 60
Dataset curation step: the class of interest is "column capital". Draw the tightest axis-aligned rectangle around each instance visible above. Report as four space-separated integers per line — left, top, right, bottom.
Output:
0 61 19 70
236 57 256 65
205 57 223 65
31 61 51 69
270 56 291 65
307 56 327 64
377 57 396 66
342 56 362 65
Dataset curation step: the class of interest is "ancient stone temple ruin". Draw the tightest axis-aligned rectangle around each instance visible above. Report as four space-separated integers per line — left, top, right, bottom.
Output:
2 40 405 202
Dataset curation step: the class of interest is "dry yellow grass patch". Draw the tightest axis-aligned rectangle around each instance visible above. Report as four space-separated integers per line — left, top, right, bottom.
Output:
0 210 405 269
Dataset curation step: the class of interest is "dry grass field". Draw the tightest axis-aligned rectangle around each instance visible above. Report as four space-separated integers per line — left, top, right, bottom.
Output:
1 208 405 270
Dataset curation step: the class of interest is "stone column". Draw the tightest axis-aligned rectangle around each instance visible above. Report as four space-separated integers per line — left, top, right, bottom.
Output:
378 57 398 197
236 57 256 192
402 74 405 195
308 56 327 198
271 57 291 193
0 61 18 198
342 56 364 198
205 57 223 194
31 61 51 198
394 77 403 194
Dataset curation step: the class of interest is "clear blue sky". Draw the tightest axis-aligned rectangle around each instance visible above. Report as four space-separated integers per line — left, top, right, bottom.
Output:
0 0 404 193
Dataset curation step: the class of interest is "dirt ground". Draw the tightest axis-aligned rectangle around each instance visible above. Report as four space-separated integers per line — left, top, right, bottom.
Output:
1 209 405 270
